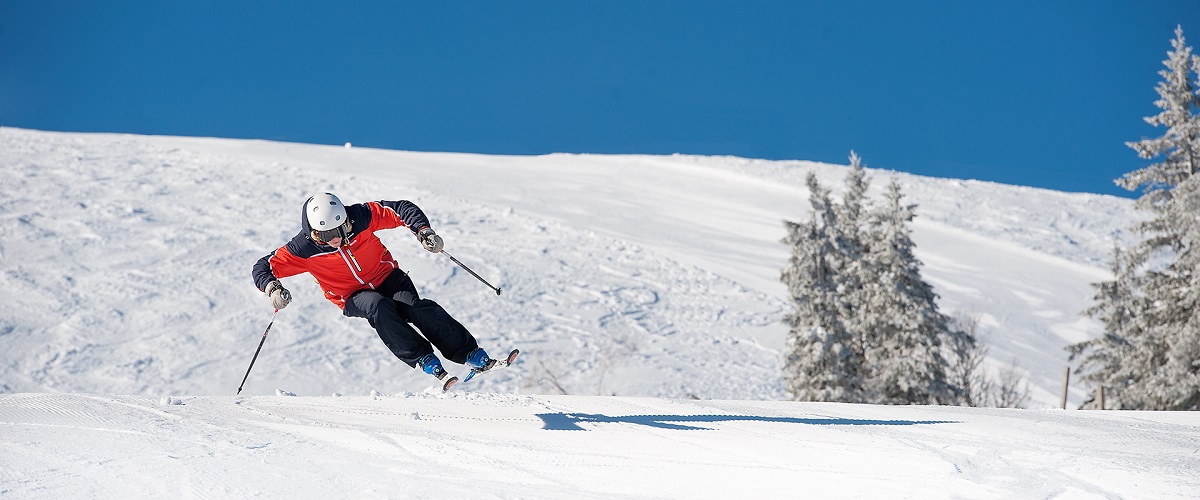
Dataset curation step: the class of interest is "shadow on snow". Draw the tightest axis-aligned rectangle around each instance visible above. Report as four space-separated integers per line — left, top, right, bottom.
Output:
535 413 959 431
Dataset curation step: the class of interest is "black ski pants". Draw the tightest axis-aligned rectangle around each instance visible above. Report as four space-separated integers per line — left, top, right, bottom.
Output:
343 269 478 368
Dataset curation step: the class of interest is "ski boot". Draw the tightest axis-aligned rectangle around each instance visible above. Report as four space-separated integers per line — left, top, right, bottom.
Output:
418 353 458 391
466 348 497 371
462 347 520 383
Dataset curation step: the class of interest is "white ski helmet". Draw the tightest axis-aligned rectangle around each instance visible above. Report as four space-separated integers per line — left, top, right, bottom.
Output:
305 192 348 231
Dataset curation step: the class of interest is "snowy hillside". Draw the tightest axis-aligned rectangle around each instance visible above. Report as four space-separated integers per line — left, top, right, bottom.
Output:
1 127 1141 407
2 392 1197 498
5 127 1198 498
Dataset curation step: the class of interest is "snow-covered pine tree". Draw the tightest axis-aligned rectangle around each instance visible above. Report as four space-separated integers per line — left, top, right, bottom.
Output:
1135 172 1200 410
1119 25 1200 202
782 155 964 405
1154 176 1200 409
781 173 863 402
859 178 960 405
835 152 873 364
1069 245 1148 409
1072 25 1200 410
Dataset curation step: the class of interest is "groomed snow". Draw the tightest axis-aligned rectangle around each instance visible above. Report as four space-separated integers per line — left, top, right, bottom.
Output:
2 392 1197 498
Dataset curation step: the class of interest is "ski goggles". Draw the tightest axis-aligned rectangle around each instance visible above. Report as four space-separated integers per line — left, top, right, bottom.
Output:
312 221 351 244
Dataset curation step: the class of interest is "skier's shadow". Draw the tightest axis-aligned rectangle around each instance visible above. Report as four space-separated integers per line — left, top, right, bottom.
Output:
535 413 958 431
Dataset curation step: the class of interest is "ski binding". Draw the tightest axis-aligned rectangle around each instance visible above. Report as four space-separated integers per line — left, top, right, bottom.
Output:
462 348 520 383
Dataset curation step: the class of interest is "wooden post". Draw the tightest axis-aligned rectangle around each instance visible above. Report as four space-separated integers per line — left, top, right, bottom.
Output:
1060 366 1070 409
1098 386 1105 410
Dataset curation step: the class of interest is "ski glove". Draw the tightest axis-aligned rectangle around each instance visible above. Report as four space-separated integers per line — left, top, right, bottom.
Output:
417 227 444 253
265 280 291 310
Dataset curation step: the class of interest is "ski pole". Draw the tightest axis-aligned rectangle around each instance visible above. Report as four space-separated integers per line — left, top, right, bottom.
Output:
441 250 502 295
237 309 279 395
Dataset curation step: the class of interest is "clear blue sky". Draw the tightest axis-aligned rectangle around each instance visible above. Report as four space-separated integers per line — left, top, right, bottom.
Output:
3 2 1198 197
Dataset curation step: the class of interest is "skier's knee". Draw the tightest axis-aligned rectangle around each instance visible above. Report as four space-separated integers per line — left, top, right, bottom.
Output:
392 290 417 306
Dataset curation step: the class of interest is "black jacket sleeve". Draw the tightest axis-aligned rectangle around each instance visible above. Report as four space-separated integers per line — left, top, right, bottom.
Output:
252 252 278 292
251 231 307 292
378 200 431 234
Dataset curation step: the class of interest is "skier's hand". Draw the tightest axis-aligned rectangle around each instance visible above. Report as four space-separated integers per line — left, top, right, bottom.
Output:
417 227 444 253
265 280 291 310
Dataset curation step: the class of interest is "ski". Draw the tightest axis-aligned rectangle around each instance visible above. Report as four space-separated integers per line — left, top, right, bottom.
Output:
462 348 520 383
428 367 459 392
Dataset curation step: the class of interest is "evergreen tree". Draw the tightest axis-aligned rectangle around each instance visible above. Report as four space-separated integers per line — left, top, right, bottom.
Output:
1118 25 1200 202
860 178 959 404
782 154 962 405
1069 245 1147 408
1072 25 1200 410
1138 175 1200 410
781 173 863 402
835 152 873 365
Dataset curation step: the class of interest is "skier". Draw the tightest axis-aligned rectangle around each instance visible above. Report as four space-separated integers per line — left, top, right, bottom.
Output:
252 192 499 389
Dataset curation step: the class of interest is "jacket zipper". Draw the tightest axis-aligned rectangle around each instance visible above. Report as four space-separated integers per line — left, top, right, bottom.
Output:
337 246 368 286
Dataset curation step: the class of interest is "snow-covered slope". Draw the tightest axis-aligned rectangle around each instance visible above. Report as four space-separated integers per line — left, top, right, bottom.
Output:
4 128 1195 498
2 392 1196 498
0 127 1140 406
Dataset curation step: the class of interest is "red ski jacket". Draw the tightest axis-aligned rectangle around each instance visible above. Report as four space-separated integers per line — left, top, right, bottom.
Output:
253 199 431 309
